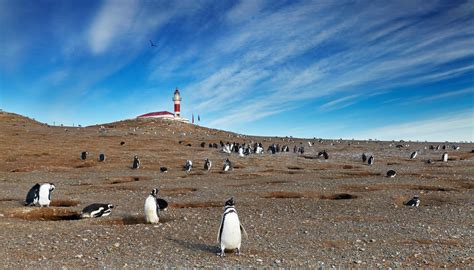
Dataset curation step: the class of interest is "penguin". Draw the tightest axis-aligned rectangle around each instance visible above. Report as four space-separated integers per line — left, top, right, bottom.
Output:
442 152 448 162
144 188 168 224
368 155 374 165
404 196 420 207
201 142 206 148
204 158 212 171
362 153 367 162
223 159 232 172
410 151 418 159
217 198 248 257
238 147 244 157
132 155 140 169
160 167 168 173
24 183 41 206
426 159 432 164
386 170 396 178
38 183 55 207
120 141 125 145
80 151 88 160
80 203 114 218
318 150 329 159
184 160 193 173
98 153 106 162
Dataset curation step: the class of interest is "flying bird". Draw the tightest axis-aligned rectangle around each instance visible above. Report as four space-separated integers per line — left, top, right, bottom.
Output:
149 40 157 47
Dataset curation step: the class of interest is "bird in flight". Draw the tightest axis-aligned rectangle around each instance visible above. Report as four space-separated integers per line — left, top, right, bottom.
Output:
149 40 157 47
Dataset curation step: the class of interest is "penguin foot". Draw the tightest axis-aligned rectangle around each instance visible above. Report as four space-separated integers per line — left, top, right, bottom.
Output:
236 249 241 256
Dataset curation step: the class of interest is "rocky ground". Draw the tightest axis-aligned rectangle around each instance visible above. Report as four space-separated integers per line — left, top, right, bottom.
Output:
0 111 473 268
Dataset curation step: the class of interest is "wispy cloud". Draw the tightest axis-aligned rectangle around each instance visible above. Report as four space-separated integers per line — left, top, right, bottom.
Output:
88 0 140 54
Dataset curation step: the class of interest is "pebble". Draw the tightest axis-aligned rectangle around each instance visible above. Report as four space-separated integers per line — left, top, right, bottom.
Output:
114 242 120 248
256 258 263 263
75 254 83 259
274 259 281 264
354 260 362 264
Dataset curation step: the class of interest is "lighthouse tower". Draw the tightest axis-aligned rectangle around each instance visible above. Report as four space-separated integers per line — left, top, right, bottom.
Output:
173 88 182 117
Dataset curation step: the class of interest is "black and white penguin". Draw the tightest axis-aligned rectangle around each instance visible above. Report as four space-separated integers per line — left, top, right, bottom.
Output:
318 150 329 160
25 183 55 207
386 170 396 178
98 153 106 162
204 158 212 171
132 155 140 169
80 151 88 160
217 198 248 257
410 151 418 159
404 196 420 207
144 188 168 224
184 160 193 173
80 203 114 218
223 159 232 172
362 153 367 162
442 152 448 162
368 155 374 165
238 147 244 157
160 167 168 173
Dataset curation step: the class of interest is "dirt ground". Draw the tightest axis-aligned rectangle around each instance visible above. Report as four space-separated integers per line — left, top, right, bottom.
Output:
0 111 473 268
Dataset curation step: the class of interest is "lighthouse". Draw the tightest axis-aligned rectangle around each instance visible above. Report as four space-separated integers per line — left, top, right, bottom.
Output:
173 88 182 117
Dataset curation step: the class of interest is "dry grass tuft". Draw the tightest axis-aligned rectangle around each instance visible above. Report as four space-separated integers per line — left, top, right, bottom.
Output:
320 193 357 200
263 191 304 199
7 208 81 221
50 199 80 207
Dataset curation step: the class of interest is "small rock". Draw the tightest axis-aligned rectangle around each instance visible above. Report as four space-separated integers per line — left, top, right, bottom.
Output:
256 258 263 263
354 260 362 264
114 242 120 248
274 259 281 264
75 254 83 259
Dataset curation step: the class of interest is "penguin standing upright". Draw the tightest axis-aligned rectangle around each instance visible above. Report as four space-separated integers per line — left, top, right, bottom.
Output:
132 155 140 169
362 153 367 162
184 160 193 173
144 188 168 224
98 153 106 162
223 159 232 172
81 203 114 218
35 183 55 207
442 152 448 162
238 147 244 157
204 158 212 171
217 198 248 257
81 151 88 160
368 156 374 165
410 151 418 159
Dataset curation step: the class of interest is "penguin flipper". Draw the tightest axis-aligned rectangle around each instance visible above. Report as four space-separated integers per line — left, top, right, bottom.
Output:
240 223 248 239
217 218 224 243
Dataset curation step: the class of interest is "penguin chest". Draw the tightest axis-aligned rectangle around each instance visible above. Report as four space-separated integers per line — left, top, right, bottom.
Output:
221 214 241 249
38 186 51 206
144 197 159 223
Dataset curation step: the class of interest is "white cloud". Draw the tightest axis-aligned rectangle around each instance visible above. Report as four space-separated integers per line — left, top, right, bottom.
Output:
88 0 139 54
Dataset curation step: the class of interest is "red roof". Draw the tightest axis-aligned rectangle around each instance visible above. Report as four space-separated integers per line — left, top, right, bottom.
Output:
137 111 174 118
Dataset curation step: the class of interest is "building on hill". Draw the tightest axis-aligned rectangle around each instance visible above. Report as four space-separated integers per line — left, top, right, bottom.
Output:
137 88 189 122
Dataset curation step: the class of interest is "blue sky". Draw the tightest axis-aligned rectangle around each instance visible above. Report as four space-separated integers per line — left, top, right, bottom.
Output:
0 0 473 141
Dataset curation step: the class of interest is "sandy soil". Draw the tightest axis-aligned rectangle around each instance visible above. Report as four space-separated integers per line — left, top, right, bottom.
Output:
0 111 473 268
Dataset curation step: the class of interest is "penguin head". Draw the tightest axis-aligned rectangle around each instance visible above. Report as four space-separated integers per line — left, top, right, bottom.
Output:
224 197 235 207
134 155 139 159
49 183 56 191
151 188 159 196
108 204 114 209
